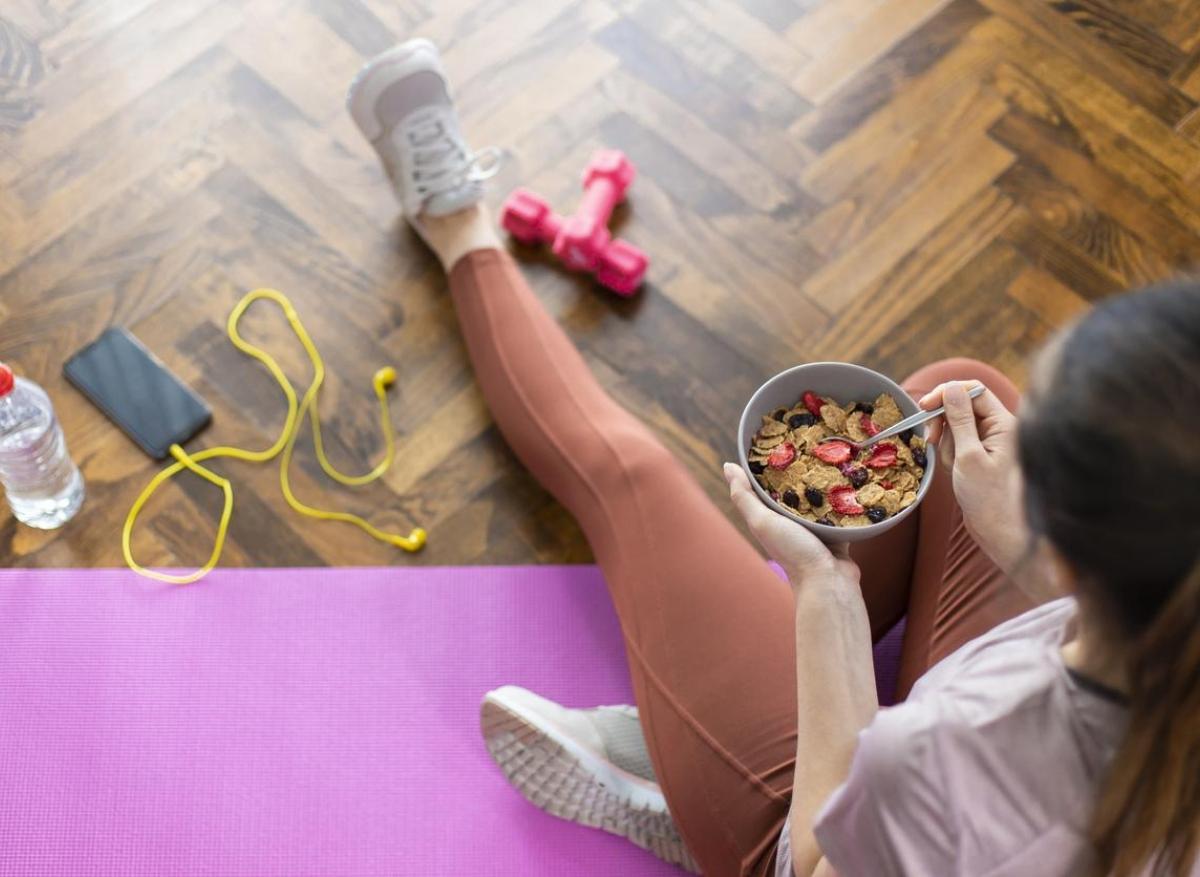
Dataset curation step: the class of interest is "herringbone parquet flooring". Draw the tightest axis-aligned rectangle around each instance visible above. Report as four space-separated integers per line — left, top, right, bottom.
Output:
3 0 1199 569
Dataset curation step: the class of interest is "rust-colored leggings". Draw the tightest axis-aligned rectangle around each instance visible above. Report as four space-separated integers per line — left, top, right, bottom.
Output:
449 250 1034 877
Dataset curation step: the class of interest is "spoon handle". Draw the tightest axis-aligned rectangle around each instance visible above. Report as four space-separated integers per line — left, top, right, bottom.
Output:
868 383 987 446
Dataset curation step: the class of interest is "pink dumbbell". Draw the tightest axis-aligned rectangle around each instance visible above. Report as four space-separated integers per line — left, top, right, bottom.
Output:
554 149 634 271
500 149 647 296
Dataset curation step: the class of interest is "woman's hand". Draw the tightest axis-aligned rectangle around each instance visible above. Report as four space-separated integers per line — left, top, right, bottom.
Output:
723 463 860 589
919 381 1028 577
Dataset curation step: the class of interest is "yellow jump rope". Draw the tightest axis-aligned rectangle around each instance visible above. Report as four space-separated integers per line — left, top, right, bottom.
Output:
123 288 426 584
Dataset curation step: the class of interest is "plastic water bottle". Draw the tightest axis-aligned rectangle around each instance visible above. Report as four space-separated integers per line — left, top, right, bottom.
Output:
0 363 85 529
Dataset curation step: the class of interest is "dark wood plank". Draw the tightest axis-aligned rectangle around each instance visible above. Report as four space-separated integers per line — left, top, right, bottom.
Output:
995 161 1177 285
1000 206 1129 300
980 0 1197 125
990 107 1200 265
1049 0 1184 77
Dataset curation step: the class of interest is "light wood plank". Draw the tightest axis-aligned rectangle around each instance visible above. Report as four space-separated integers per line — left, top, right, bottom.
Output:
792 0 952 104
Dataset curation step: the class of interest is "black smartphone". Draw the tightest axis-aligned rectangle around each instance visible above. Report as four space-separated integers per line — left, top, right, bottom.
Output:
64 327 212 460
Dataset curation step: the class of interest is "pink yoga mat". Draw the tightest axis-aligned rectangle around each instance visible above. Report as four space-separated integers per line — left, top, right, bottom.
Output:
0 566 904 876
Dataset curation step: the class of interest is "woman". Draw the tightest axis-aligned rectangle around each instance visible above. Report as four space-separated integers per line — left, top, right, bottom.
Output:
347 41 1200 877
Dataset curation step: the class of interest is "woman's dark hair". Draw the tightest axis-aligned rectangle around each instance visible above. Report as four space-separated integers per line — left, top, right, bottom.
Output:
1018 281 1200 876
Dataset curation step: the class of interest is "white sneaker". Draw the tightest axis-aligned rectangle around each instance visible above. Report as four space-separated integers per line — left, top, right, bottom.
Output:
481 685 699 873
346 39 500 218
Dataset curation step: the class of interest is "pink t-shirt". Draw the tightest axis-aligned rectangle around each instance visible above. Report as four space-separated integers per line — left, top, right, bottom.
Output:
774 598 1187 876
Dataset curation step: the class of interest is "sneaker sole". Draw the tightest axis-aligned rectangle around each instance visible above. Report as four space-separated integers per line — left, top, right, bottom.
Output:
480 691 699 873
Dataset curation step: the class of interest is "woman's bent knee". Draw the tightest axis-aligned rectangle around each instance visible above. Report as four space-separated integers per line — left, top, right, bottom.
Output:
900 358 1020 411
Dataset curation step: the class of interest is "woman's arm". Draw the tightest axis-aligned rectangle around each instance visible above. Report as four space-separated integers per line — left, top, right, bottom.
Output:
724 465 878 877
786 567 878 876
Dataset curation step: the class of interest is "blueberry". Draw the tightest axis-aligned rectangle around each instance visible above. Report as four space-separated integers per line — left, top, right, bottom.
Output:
772 408 789 422
816 516 835 526
804 487 824 507
900 428 914 443
788 412 817 428
912 447 928 469
749 460 766 475
846 467 869 488
857 402 875 415
782 489 801 509
866 507 887 524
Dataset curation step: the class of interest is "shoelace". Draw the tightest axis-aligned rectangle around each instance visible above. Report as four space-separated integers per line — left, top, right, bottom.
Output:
405 110 501 199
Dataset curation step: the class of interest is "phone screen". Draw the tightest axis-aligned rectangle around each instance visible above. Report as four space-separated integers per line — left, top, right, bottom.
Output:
63 327 211 459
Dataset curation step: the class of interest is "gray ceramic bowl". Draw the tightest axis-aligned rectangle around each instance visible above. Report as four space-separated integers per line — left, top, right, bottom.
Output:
736 362 936 543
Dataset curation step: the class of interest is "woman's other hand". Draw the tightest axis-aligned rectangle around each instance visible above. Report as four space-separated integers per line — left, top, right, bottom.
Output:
723 463 860 590
919 381 1029 576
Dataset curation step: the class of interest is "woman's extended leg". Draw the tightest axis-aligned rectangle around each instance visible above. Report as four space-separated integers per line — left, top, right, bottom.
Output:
346 41 820 872
424 208 795 876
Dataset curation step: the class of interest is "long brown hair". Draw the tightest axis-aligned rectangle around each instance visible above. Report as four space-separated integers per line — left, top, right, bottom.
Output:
1018 281 1200 876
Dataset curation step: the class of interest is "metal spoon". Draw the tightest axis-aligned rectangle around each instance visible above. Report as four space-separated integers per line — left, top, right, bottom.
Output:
819 383 987 450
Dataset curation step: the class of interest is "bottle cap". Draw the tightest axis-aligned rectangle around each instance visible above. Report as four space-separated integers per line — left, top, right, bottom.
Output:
0 364 12 397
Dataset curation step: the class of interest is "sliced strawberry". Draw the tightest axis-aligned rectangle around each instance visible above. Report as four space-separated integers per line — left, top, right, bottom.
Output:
767 442 796 470
811 440 853 465
864 442 898 469
802 391 824 417
881 479 895 490
860 413 880 437
829 485 865 516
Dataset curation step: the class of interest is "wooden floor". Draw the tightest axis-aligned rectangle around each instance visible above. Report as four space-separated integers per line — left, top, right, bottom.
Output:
2 0 1199 570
